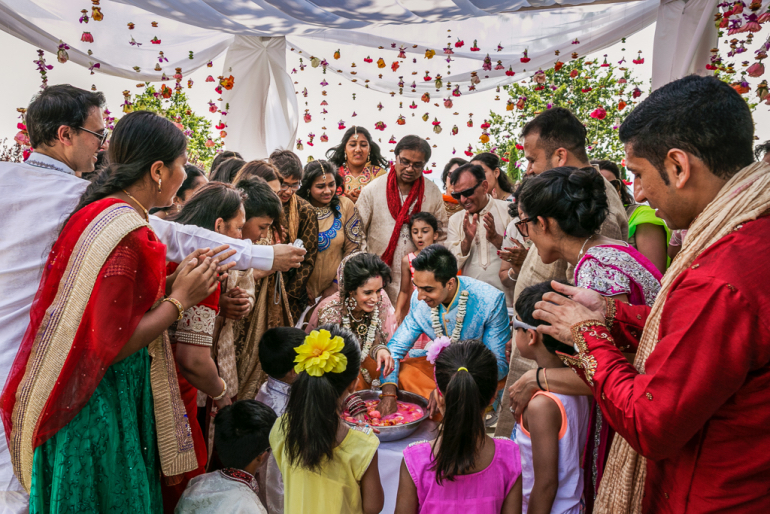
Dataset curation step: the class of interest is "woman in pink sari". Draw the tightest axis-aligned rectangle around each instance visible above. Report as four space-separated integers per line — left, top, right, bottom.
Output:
306 253 395 390
513 166 662 513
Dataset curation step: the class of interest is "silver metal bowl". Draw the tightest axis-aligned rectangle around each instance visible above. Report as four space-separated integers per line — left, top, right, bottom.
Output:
342 390 430 442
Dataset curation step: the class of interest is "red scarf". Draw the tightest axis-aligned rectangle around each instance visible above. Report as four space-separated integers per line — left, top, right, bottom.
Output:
382 164 424 266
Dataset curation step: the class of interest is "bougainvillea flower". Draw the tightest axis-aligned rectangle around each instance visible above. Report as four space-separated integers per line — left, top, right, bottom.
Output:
590 107 607 120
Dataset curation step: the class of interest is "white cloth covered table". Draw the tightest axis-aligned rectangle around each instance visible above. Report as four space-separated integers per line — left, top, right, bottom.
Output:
377 420 439 514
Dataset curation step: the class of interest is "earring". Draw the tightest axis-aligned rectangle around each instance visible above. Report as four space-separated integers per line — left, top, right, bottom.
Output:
158 178 162 193
345 295 358 311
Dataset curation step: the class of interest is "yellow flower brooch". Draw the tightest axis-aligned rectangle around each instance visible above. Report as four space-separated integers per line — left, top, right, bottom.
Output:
294 329 347 377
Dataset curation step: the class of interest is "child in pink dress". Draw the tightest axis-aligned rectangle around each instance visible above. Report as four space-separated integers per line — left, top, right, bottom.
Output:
395 341 522 514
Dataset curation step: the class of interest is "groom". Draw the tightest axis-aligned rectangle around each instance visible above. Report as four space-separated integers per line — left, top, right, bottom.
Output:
379 245 510 416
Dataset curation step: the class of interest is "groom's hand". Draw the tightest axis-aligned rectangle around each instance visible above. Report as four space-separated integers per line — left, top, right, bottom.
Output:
378 384 398 417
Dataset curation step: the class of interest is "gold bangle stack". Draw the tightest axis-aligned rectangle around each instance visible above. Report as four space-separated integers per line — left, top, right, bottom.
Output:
211 377 227 401
162 297 185 321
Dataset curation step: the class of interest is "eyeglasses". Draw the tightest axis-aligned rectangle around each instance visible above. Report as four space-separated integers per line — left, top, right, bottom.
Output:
515 217 533 238
450 181 482 201
513 318 537 331
397 156 425 172
280 182 300 191
78 126 109 147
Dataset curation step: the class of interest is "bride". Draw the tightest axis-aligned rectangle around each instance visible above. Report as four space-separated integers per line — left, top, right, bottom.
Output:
306 252 395 389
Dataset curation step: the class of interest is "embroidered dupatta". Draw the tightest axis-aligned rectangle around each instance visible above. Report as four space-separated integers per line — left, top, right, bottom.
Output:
0 199 196 491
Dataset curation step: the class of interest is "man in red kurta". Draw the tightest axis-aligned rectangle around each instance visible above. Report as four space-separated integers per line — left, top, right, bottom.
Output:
532 75 770 513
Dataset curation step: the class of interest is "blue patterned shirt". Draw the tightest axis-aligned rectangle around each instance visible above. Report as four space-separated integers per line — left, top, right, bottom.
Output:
383 276 510 385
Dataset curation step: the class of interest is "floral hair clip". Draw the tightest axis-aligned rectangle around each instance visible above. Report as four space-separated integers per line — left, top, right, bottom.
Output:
425 336 452 365
294 329 347 377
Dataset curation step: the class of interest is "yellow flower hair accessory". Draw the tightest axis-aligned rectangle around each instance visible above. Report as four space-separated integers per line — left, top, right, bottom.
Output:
294 329 348 377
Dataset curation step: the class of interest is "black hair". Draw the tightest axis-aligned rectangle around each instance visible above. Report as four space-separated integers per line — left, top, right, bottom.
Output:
234 159 280 186
325 126 388 169
619 75 754 182
236 177 283 223
432 340 498 484
508 179 526 219
210 150 243 175
26 84 106 149
518 166 608 238
210 157 246 184
521 107 588 163
515 281 575 355
168 182 244 231
297 160 343 219
754 141 770 161
441 157 468 190
449 163 486 186
214 399 277 469
591 159 634 207
270 149 304 180
409 211 438 233
411 244 457 286
176 164 207 201
395 134 432 162
259 327 307 379
342 253 392 296
282 324 361 471
68 111 187 222
471 152 514 195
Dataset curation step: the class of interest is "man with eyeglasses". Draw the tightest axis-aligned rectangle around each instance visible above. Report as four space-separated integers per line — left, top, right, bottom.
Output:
356 135 448 303
446 163 516 306
0 85 305 512
495 107 628 439
269 149 319 324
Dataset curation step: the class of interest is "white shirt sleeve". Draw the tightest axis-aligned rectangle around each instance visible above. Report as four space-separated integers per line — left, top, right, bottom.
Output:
149 216 274 271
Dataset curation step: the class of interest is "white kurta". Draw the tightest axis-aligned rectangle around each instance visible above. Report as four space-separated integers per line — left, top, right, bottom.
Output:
446 196 514 306
0 155 276 512
357 173 448 304
175 471 267 514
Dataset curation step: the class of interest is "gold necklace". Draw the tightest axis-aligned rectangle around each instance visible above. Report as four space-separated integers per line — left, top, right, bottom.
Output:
122 189 149 221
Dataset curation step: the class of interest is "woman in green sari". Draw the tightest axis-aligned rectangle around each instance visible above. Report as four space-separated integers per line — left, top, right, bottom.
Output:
1 111 225 513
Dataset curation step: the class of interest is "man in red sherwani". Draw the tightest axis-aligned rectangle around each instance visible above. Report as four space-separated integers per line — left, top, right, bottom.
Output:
513 75 770 513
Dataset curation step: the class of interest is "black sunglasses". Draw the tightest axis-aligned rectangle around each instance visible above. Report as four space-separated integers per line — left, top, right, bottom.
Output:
515 217 533 238
450 180 483 201
78 126 109 147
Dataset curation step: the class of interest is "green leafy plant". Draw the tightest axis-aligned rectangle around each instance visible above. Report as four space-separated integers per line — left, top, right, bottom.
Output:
483 55 645 182
129 84 223 169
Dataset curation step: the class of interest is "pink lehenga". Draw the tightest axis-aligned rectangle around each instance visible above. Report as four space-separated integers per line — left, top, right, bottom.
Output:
573 243 663 513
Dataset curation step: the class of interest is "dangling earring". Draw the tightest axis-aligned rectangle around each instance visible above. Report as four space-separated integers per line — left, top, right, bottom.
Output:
345 295 358 311
158 178 162 193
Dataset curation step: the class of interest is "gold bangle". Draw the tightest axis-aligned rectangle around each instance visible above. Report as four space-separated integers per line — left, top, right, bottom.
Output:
211 377 227 401
543 367 550 392
162 297 184 321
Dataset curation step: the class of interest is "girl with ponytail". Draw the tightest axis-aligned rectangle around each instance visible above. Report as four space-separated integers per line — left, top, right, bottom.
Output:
395 341 522 513
269 324 384 514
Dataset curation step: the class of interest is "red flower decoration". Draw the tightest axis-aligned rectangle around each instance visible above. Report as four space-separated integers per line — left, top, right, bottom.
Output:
81 32 94 43
554 61 564 72
506 66 515 77
590 107 607 120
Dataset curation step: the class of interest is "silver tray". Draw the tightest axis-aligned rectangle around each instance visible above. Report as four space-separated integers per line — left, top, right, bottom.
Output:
342 390 430 442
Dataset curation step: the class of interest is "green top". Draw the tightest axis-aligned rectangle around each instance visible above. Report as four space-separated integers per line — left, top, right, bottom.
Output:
628 204 671 244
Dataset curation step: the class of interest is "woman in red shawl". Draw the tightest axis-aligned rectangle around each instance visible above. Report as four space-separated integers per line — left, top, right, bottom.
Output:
0 111 221 513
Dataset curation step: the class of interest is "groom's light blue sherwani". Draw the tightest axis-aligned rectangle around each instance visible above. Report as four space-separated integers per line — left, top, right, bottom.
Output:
383 275 510 385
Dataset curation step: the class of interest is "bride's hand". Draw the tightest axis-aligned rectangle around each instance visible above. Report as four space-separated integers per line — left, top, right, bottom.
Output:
375 348 394 377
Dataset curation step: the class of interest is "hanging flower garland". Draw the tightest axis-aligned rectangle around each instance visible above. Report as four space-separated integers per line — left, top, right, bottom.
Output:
430 291 469 343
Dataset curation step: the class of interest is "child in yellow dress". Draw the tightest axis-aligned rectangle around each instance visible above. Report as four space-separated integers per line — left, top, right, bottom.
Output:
269 325 384 514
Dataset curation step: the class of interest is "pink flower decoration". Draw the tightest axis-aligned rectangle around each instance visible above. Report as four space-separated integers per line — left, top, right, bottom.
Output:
590 107 607 120
426 336 452 364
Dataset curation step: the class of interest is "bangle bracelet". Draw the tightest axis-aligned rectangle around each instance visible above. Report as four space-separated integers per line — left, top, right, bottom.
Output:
211 377 227 401
370 344 390 360
543 367 550 392
535 367 544 391
507 268 517 282
162 297 185 321
379 393 397 399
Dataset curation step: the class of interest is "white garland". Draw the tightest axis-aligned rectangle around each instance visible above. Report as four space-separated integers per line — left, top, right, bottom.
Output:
431 291 469 343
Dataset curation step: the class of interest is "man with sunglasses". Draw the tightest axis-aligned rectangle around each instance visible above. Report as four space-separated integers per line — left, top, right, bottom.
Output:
446 163 515 306
495 107 628 439
356 135 448 303
0 85 306 513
